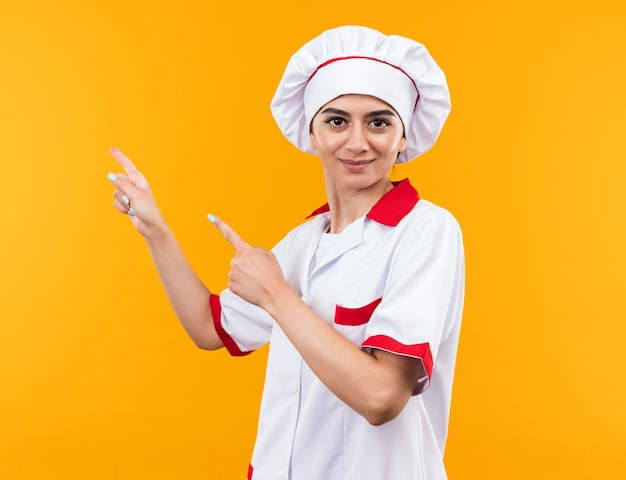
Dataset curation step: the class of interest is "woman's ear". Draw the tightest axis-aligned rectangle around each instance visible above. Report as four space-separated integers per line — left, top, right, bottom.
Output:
309 131 318 151
398 136 407 153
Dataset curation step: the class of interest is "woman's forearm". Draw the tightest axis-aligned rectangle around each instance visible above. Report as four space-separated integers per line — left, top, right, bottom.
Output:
264 285 420 425
144 224 223 351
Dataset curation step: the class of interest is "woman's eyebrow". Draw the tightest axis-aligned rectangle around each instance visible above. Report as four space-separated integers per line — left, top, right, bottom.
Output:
320 107 350 116
319 108 397 117
365 109 397 117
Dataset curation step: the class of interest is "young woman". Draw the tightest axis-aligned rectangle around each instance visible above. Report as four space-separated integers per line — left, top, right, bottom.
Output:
108 26 464 480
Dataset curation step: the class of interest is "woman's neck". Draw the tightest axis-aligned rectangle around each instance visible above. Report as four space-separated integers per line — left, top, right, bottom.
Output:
325 177 394 234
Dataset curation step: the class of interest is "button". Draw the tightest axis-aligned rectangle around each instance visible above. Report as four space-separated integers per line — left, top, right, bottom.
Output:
290 381 299 394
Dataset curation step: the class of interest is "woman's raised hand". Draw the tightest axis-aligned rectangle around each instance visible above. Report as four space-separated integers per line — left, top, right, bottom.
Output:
107 147 167 238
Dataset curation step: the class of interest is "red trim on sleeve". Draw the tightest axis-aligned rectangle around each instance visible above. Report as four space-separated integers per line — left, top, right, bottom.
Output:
210 294 253 357
247 464 253 479
361 335 433 379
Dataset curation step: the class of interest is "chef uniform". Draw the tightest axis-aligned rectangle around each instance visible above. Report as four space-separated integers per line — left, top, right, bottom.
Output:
211 26 464 480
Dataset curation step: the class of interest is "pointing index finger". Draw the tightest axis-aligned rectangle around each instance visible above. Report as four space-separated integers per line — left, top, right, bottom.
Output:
208 214 250 252
109 146 140 175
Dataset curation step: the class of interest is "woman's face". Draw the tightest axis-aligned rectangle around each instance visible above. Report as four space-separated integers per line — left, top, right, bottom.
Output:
309 94 407 193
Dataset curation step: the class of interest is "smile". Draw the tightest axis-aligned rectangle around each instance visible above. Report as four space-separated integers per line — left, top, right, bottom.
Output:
340 159 374 171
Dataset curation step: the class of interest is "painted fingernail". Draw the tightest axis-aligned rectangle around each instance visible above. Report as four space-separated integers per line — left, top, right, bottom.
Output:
128 208 136 216
207 214 216 223
107 172 117 182
122 194 129 205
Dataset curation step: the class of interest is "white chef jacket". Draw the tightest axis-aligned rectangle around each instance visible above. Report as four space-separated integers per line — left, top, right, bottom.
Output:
210 179 465 480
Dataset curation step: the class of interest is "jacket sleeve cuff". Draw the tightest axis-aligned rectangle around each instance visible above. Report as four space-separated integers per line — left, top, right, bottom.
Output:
210 294 253 357
361 334 432 395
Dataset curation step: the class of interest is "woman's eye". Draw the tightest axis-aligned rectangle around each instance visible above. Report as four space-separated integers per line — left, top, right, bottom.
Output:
325 117 345 127
370 118 390 128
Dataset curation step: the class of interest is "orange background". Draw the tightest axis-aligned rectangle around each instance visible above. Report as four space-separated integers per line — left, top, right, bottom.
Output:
1 1 625 478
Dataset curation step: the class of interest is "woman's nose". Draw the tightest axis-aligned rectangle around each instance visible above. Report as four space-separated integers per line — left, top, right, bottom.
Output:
345 125 369 154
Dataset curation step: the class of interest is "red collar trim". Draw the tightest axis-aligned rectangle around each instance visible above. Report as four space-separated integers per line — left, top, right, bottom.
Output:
305 178 419 227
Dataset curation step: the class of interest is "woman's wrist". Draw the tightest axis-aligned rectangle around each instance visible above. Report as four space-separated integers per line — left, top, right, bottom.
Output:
142 218 174 249
263 281 302 322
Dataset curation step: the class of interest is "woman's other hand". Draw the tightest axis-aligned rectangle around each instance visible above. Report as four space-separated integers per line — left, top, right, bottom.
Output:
107 147 167 239
208 214 290 310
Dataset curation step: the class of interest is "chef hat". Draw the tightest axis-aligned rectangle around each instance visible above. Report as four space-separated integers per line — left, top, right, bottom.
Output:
270 25 451 163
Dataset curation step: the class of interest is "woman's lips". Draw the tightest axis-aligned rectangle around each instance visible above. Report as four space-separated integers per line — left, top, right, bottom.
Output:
340 159 374 172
